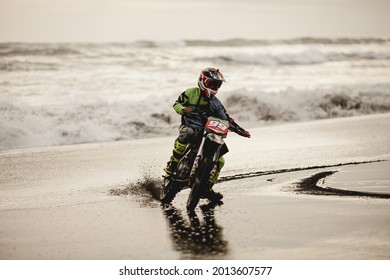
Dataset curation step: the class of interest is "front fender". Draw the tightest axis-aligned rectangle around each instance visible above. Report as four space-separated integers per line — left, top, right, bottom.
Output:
206 133 225 145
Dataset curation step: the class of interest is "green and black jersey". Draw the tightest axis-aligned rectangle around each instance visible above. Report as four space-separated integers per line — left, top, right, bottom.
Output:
173 87 230 129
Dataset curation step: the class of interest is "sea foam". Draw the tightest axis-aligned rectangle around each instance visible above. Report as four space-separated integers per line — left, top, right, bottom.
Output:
1 38 390 149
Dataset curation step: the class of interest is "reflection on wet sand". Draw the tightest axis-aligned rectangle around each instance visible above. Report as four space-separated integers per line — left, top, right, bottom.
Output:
162 205 228 259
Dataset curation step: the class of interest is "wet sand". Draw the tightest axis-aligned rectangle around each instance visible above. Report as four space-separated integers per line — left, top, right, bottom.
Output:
320 161 390 195
1 113 390 259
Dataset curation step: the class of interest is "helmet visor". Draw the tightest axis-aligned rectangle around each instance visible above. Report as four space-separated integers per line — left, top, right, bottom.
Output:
205 79 222 90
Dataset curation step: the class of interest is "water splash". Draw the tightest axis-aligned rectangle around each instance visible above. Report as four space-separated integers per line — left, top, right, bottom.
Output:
110 172 163 202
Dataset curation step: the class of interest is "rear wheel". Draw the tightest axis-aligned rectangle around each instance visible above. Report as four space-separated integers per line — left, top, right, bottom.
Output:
161 178 181 205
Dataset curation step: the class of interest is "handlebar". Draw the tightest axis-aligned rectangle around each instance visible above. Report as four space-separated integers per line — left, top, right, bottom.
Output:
184 107 250 138
184 107 207 119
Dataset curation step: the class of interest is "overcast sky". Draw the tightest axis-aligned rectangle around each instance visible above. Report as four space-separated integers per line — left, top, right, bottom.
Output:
1 0 389 42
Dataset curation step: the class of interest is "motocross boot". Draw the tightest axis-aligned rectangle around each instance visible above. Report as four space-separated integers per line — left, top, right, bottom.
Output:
204 173 223 202
203 158 224 202
204 189 223 202
164 156 179 175
164 138 187 175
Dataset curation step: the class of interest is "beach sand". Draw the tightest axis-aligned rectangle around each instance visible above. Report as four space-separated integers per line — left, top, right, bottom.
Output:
1 113 390 259
320 161 390 195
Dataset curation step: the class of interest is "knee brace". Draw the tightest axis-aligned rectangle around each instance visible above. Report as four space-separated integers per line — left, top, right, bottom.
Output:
173 138 187 158
178 126 196 144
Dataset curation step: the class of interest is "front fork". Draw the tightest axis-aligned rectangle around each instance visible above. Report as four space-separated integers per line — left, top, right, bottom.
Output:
208 144 222 184
189 134 206 179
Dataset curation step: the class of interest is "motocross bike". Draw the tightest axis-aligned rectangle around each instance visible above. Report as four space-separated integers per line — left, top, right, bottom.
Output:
161 111 230 211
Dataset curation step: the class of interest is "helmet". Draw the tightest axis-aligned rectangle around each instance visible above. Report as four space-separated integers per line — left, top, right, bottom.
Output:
198 67 225 98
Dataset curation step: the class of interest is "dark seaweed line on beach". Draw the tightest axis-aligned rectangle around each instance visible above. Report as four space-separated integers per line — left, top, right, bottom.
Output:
295 171 390 199
217 160 383 183
110 160 387 200
218 160 390 199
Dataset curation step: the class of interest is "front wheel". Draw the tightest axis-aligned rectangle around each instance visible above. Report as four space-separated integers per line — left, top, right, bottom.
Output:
186 156 213 211
186 178 202 212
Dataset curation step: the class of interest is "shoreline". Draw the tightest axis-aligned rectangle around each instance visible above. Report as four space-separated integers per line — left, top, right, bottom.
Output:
2 112 390 154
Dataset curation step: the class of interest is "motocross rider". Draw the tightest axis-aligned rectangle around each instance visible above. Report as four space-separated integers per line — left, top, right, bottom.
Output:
164 67 251 202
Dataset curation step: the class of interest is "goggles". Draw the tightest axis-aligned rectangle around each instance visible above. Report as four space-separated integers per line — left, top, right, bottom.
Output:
204 78 223 90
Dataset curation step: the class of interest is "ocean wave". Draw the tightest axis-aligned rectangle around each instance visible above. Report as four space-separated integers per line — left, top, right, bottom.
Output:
0 60 60 71
1 37 389 57
223 86 390 123
185 37 390 47
2 48 388 72
1 39 389 149
1 85 390 150
0 41 187 57
198 49 390 65
0 43 82 57
1 39 389 70
0 100 178 150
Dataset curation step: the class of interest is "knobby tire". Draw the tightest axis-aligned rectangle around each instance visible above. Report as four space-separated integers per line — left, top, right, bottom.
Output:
161 179 180 204
186 156 212 211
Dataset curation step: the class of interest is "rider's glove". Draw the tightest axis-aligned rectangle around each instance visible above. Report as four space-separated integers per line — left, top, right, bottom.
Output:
242 130 251 138
182 107 193 114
